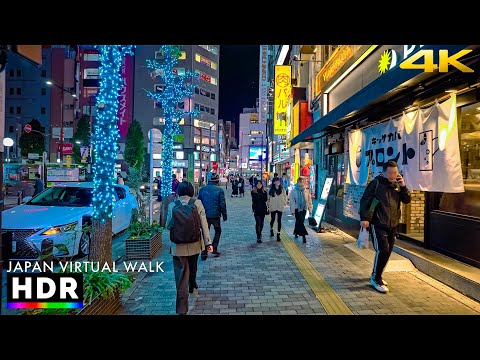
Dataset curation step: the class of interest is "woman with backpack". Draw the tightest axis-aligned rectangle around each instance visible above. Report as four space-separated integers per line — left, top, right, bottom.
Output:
251 180 268 243
268 177 287 242
166 181 213 315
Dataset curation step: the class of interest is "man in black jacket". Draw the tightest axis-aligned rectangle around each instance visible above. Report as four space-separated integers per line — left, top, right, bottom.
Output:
198 174 227 260
359 160 411 293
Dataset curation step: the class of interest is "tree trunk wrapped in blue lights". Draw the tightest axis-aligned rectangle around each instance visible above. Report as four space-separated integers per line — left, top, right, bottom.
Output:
146 45 198 198
90 45 134 265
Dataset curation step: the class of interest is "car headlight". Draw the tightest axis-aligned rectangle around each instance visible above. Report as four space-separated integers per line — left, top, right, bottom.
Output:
41 221 78 236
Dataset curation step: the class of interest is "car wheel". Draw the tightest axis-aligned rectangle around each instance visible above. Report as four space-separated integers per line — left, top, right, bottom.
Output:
78 231 91 257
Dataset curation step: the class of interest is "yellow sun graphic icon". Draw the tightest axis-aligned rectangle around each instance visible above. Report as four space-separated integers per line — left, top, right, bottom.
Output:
378 50 392 74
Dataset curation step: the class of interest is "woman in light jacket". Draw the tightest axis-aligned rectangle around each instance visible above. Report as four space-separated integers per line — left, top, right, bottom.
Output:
289 177 313 243
166 181 213 315
268 177 287 242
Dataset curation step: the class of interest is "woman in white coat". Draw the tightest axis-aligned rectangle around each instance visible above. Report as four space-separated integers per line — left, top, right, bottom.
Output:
268 177 287 242
289 177 313 243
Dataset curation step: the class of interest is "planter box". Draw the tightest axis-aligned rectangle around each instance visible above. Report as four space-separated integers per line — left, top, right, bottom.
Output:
125 231 162 260
78 287 121 315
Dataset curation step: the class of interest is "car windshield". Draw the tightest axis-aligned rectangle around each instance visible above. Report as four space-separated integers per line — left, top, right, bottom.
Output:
27 187 93 207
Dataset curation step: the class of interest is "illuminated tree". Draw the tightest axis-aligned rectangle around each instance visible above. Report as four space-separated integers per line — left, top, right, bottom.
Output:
146 45 198 198
90 45 134 265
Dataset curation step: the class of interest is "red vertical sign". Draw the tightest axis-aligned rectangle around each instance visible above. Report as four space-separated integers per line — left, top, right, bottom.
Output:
117 54 134 139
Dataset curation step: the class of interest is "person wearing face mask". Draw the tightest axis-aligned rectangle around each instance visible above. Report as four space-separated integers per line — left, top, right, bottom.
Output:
289 177 313 243
359 160 411 294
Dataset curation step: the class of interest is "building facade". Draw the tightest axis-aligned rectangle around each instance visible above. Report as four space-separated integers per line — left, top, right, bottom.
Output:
238 106 266 176
133 45 220 183
287 44 480 269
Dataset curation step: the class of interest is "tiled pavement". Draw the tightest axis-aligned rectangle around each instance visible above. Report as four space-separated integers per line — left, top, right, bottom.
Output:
118 187 480 315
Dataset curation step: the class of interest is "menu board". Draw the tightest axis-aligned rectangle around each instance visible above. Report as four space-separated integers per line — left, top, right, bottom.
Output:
47 167 80 182
320 177 334 201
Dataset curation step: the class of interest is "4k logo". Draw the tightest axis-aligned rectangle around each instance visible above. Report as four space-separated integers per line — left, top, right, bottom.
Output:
400 49 474 73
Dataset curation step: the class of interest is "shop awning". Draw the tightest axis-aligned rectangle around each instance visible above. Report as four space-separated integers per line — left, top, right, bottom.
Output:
290 44 469 146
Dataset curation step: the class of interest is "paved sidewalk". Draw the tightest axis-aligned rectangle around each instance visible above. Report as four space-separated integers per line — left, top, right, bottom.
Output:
119 188 480 315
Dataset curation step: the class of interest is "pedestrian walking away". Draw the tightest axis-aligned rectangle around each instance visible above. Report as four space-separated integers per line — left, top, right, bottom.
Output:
238 176 245 197
281 173 290 196
33 173 44 196
198 173 227 260
268 177 287 242
359 160 411 294
231 176 240 197
251 180 268 243
289 177 313 243
171 173 180 195
166 181 213 315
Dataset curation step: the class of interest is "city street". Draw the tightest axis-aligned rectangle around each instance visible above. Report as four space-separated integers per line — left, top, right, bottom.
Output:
118 187 480 315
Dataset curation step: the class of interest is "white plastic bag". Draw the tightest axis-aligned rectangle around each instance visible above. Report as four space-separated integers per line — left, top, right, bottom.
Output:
357 227 369 249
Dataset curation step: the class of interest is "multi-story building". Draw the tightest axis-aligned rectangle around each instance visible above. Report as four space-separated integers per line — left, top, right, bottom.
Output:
4 45 79 163
77 46 135 172
133 45 220 183
4 46 52 160
238 105 266 175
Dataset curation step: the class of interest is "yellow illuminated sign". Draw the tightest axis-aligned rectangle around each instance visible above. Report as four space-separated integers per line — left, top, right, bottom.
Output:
274 65 292 135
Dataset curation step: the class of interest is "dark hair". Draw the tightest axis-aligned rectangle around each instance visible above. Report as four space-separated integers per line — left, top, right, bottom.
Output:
282 173 287 176
383 160 398 172
35 173 41 178
269 178 283 197
252 181 265 193
176 181 194 197
274 172 278 177
172 173 177 179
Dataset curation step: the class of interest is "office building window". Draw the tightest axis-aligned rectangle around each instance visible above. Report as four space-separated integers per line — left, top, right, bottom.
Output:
173 68 185 76
210 108 215 115
179 51 186 60
9 69 14 77
9 88 14 95
84 68 100 79
17 88 22 95
211 93 216 100
84 52 100 61
198 45 218 55
175 151 185 160
195 53 217 70
16 107 21 114
41 70 46 77
155 50 165 60
154 84 165 93
16 69 22 77
9 107 14 114
9 126 14 133
41 107 46 114
83 87 98 98
195 70 217 86
41 88 46 96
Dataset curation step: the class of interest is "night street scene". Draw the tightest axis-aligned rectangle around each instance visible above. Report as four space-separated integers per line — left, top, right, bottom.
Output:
2 44 480 317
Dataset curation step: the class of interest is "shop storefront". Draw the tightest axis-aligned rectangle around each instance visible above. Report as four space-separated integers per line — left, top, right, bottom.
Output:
290 44 480 268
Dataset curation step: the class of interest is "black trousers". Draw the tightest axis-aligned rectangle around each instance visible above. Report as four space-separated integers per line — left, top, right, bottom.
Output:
270 211 283 233
370 224 396 281
254 214 265 239
294 209 308 236
172 254 199 315
207 217 222 249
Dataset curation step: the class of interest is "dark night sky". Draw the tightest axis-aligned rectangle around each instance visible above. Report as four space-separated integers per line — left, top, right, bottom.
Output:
218 45 259 136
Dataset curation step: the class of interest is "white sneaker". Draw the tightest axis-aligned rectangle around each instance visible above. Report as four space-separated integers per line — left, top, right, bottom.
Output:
370 277 389 293
380 279 388 286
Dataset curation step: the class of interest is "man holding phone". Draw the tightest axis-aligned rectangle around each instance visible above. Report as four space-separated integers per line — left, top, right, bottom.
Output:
359 160 411 293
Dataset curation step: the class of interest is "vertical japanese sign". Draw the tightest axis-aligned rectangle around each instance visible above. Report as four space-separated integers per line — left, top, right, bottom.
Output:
188 153 194 183
259 45 269 125
117 54 134 140
274 65 291 135
346 95 464 193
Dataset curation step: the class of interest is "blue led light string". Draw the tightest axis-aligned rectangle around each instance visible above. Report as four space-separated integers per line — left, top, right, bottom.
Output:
92 45 134 224
146 45 199 198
